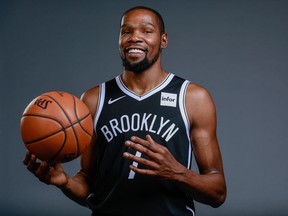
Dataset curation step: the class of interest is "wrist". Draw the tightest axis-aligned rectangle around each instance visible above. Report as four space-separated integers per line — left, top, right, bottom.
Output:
173 166 198 185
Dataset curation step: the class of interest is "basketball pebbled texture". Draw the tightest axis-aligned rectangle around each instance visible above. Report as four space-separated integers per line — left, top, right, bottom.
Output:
20 91 93 163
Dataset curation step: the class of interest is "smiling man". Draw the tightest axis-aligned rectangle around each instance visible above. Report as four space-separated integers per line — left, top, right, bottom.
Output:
119 7 166 73
24 6 226 216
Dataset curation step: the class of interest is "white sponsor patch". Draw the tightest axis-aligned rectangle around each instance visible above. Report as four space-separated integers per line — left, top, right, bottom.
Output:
160 92 177 107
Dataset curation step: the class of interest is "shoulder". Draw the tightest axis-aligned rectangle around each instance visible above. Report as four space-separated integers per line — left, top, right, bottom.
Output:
186 82 214 102
80 85 100 118
185 82 216 125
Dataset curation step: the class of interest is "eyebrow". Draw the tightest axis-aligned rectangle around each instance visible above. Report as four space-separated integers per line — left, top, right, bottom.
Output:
120 22 155 29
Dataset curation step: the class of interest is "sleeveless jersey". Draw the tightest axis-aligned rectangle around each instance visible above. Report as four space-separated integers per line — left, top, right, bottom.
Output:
91 73 195 216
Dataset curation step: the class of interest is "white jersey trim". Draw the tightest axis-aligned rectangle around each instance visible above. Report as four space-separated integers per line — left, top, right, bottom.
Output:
179 80 192 169
94 82 106 131
115 73 175 101
186 205 195 216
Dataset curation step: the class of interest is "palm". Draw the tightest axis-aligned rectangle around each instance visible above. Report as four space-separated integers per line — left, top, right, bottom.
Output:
48 164 68 187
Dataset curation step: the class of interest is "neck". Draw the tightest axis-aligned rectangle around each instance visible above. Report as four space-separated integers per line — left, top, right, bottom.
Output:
121 61 168 96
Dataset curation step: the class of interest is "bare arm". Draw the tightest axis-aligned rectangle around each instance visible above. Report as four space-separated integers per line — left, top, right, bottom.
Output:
23 150 92 206
60 86 100 205
58 133 98 206
177 83 226 207
23 86 100 207
123 83 226 207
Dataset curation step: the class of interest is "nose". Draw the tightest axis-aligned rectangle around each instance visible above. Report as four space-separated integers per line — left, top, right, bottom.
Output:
128 30 143 43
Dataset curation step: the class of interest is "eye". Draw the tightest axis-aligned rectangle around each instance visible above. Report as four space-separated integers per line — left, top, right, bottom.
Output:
121 31 130 35
121 28 131 35
143 29 153 34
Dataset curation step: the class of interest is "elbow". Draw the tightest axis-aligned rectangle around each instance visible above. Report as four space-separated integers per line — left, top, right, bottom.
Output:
210 176 227 208
195 187 227 208
210 189 227 208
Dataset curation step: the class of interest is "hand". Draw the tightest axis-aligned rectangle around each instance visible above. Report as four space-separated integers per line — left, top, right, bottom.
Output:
23 151 68 187
123 135 186 180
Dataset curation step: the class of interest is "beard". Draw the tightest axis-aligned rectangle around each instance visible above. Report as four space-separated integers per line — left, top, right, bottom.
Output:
121 52 160 74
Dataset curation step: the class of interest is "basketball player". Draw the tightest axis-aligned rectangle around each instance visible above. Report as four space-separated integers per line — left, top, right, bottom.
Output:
24 6 226 215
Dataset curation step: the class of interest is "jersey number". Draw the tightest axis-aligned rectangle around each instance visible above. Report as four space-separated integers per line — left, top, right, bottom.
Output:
128 151 142 179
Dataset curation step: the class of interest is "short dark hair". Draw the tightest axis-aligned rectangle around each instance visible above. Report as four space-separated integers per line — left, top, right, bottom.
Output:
121 6 165 35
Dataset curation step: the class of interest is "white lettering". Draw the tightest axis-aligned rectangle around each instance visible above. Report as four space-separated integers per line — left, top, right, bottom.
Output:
149 115 157 133
100 113 179 143
101 125 113 142
157 117 170 135
110 119 122 136
140 113 151 131
120 115 130 132
131 113 140 131
162 123 179 142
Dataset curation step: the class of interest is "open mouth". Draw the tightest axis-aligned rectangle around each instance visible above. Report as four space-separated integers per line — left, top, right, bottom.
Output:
125 47 147 58
127 48 145 54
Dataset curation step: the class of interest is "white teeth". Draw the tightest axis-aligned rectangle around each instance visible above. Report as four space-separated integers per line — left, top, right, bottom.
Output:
128 49 144 53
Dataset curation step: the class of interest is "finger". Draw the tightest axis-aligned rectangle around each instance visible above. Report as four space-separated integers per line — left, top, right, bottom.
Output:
145 134 156 146
124 140 155 159
131 135 161 152
23 150 31 165
145 134 169 157
34 161 49 177
129 164 157 176
123 151 159 170
125 137 165 161
26 154 40 173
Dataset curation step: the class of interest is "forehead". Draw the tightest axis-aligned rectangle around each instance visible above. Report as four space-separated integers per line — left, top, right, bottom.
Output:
120 9 159 29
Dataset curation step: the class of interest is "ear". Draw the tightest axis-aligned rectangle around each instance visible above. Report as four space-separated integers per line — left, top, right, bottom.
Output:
160 33 168 49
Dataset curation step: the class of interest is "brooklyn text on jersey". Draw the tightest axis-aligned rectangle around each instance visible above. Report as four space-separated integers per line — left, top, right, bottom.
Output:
100 112 179 142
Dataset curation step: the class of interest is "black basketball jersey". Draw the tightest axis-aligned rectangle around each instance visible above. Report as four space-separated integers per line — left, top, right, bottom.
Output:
90 73 195 216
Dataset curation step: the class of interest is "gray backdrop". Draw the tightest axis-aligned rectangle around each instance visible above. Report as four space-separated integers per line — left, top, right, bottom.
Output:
1 0 287 215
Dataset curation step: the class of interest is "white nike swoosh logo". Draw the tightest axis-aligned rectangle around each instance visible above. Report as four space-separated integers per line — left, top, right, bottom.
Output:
108 95 126 104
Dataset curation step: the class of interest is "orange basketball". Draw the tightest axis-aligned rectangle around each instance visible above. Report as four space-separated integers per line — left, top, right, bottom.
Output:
20 91 93 163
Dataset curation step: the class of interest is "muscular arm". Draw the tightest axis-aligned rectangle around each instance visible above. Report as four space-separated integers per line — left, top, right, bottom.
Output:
59 86 100 206
23 86 100 207
177 83 226 207
123 83 226 207
59 134 97 207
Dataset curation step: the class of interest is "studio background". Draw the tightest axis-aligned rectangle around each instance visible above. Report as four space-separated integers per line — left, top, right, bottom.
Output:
1 0 287 215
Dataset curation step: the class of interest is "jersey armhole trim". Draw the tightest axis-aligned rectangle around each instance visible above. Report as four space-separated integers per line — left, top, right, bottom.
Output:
94 82 106 131
179 80 192 169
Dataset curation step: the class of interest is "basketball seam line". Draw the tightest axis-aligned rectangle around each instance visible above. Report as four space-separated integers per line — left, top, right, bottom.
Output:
23 114 90 144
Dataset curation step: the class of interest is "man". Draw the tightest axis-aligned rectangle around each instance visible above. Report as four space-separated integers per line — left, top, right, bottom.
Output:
24 6 226 216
